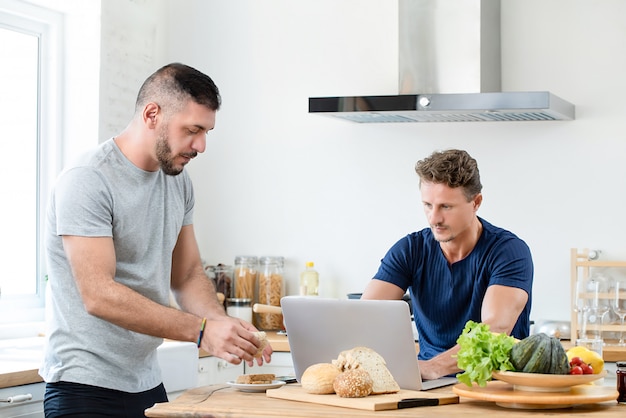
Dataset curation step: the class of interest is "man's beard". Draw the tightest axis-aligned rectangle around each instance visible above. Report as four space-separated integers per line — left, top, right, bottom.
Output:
155 128 196 176
431 224 456 243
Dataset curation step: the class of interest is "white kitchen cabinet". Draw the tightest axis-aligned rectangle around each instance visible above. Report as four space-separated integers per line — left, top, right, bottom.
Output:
197 356 244 386
157 341 198 399
244 352 294 377
0 382 45 418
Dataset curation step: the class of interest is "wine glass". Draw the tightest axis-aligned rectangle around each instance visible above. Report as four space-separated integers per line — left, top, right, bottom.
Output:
586 273 610 340
574 276 590 339
611 278 626 346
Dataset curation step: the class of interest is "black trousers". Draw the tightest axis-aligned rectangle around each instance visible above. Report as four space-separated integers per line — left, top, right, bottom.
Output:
44 381 168 418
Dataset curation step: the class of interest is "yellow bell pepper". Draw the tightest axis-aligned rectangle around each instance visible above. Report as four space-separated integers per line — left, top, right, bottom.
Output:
566 346 604 374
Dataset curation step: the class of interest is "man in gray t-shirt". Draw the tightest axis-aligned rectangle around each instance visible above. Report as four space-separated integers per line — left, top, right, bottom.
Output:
41 63 271 418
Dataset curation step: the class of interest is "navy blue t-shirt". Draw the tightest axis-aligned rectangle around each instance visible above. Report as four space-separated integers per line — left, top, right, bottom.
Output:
373 217 533 361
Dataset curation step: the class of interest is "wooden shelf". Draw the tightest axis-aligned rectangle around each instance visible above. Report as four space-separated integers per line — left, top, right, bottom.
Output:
570 248 626 361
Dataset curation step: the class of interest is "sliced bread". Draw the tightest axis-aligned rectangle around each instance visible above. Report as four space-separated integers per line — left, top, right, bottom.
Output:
253 331 268 358
236 373 275 384
332 346 400 394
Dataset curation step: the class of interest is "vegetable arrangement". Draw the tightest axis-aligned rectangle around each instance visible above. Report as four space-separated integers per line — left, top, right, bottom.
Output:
455 320 605 387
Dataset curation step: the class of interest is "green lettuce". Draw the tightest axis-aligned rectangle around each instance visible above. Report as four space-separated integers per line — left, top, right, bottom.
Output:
455 320 516 387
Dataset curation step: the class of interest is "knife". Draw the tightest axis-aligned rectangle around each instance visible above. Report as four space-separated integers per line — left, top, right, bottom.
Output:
397 397 441 408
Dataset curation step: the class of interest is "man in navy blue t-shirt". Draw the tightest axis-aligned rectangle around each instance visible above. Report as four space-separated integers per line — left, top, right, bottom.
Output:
362 149 533 380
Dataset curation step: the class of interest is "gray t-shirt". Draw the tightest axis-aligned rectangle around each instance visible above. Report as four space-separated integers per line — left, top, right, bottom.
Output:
40 138 194 392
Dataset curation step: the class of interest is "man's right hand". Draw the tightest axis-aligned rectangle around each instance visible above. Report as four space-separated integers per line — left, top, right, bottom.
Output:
200 316 273 365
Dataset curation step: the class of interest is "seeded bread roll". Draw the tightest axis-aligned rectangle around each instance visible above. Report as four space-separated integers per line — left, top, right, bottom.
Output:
253 331 268 358
333 369 374 398
301 363 342 394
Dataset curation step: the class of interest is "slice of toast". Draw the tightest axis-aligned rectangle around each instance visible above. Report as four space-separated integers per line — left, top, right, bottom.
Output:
235 373 275 384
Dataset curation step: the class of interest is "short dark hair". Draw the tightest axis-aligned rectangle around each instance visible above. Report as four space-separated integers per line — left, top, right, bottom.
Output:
135 63 221 115
414 149 482 201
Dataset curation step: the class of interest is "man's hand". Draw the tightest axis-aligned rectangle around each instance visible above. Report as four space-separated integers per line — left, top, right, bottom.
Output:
199 316 273 366
418 345 461 380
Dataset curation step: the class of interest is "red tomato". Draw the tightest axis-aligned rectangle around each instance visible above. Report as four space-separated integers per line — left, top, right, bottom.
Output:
569 357 583 366
581 364 593 374
570 366 583 375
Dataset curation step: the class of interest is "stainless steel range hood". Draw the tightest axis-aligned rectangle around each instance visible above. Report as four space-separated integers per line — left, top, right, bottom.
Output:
309 0 575 123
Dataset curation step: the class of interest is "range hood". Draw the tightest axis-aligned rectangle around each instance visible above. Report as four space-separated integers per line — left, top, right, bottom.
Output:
309 0 575 123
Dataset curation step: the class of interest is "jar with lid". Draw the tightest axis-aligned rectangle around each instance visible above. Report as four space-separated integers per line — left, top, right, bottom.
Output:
234 256 258 300
213 264 233 309
227 298 252 323
617 361 626 404
256 256 284 330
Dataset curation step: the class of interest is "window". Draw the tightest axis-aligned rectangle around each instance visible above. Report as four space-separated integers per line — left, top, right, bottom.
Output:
0 0 62 335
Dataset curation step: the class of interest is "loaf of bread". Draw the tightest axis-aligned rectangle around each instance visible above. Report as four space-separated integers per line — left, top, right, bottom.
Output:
333 369 373 398
332 346 400 394
253 331 268 358
301 363 342 394
236 373 275 384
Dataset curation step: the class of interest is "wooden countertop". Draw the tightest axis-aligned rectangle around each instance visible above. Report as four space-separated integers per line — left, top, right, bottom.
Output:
0 368 42 389
144 383 624 418
265 331 291 352
0 337 44 389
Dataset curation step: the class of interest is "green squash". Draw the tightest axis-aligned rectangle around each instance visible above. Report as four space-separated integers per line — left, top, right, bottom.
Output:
509 333 570 374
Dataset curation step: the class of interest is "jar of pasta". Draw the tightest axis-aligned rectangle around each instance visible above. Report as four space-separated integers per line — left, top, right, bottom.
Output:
234 256 258 300
256 256 284 330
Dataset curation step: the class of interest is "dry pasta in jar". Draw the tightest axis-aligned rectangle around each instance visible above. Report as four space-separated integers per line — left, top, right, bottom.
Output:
234 256 258 300
256 256 284 330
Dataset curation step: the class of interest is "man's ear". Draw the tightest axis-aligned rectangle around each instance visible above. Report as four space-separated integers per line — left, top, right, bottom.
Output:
143 102 160 127
473 193 483 211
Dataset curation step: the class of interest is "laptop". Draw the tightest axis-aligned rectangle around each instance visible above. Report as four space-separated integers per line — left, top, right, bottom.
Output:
281 296 458 391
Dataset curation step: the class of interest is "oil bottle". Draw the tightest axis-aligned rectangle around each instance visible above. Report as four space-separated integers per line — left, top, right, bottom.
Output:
299 261 319 296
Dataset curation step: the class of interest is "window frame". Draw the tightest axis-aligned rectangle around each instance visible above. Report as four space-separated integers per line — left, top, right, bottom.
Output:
0 0 63 337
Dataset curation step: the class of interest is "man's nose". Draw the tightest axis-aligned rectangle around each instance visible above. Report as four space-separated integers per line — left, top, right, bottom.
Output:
428 208 443 224
192 136 206 154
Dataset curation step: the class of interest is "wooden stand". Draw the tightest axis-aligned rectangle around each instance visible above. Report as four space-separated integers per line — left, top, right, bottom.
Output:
570 248 626 361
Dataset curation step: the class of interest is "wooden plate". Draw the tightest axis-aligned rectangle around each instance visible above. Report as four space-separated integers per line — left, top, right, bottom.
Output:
492 370 607 392
453 380 617 409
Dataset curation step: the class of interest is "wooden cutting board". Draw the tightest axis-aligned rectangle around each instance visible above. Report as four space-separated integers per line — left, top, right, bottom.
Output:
266 385 459 411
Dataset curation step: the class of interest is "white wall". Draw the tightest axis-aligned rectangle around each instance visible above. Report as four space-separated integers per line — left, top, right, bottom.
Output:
98 0 167 141
100 0 626 325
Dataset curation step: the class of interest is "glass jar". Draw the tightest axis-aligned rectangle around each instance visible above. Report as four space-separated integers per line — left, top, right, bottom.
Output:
227 298 253 323
617 361 626 404
213 264 233 309
256 256 284 330
234 256 258 300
